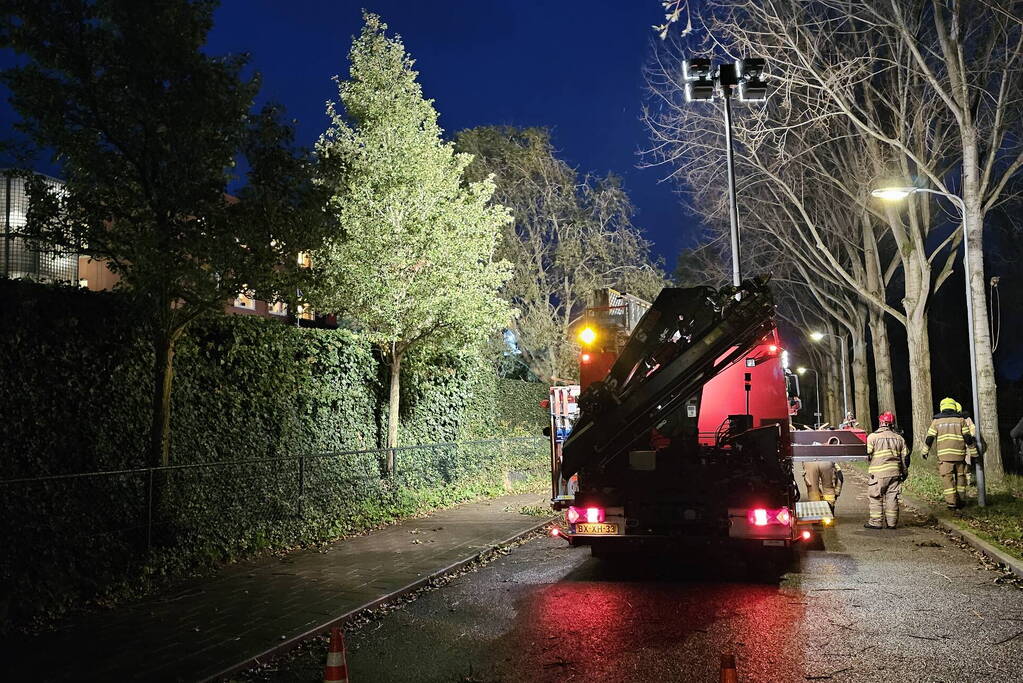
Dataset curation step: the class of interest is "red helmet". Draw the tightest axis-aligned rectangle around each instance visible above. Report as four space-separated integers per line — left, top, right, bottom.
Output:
878 411 895 425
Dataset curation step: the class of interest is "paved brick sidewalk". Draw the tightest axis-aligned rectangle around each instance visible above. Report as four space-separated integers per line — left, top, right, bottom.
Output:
2 492 549 682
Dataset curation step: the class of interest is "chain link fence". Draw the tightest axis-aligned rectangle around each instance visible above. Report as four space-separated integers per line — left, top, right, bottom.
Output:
0 436 546 629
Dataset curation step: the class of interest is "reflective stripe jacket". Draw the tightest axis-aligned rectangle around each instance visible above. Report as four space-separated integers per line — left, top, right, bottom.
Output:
866 426 907 477
925 412 975 462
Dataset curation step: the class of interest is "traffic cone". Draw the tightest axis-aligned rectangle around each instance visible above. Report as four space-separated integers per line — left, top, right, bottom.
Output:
720 654 738 683
323 626 349 683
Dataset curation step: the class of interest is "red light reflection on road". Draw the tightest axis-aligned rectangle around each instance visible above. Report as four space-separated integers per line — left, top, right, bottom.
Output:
502 575 808 682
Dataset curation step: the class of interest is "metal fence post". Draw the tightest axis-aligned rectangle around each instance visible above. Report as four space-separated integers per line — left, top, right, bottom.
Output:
500 439 510 491
298 454 305 517
146 467 154 552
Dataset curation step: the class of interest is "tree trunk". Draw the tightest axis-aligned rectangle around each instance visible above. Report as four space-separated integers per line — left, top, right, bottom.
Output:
851 322 872 432
386 349 403 473
869 310 897 418
962 132 1003 480
904 313 933 452
823 361 840 427
149 331 176 467
862 214 896 421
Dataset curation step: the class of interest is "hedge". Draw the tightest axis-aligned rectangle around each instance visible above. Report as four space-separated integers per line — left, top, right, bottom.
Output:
0 280 548 629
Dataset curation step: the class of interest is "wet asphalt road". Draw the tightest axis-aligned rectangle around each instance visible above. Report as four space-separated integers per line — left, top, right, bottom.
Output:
250 473 1023 682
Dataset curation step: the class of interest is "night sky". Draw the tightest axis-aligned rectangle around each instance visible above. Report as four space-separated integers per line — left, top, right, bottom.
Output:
0 1 695 268
203 0 694 269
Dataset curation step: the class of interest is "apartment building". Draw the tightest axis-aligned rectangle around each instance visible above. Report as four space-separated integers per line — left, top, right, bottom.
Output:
2 170 329 326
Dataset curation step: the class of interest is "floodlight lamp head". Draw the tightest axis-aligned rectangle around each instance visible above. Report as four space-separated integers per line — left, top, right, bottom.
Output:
871 187 916 201
797 367 807 375
738 79 768 102
810 331 825 342
737 58 765 79
684 81 715 102
682 58 712 81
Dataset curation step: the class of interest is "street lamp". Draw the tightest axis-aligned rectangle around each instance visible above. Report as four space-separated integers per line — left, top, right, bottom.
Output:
872 184 986 506
682 57 768 288
809 331 849 418
797 366 822 429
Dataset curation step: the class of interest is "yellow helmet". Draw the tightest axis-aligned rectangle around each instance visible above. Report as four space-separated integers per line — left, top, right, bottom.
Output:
940 397 958 412
954 401 963 413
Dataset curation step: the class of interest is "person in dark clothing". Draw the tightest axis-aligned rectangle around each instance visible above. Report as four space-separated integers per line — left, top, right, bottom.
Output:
1011 416 1023 444
1011 416 1023 465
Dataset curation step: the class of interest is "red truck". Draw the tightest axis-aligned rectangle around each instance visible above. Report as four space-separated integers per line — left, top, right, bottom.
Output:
547 280 863 569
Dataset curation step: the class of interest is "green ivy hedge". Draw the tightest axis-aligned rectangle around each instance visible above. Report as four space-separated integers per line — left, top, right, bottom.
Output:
0 280 548 630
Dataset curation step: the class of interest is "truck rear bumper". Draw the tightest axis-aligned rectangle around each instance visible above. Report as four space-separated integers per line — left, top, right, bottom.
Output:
568 533 796 552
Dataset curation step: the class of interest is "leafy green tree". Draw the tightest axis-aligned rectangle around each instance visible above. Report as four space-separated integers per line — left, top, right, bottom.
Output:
455 126 667 383
312 13 511 464
1 0 332 466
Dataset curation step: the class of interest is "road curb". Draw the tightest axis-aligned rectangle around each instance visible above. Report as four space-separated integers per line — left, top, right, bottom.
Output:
845 467 1023 579
899 492 1023 580
203 516 555 682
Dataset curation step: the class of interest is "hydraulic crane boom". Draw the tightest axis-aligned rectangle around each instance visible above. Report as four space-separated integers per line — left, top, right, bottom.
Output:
560 278 776 478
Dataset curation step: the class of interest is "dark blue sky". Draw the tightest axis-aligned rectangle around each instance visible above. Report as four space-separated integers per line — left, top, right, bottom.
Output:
203 0 695 268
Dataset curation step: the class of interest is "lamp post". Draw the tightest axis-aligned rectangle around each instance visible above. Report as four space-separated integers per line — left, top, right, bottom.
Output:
809 330 849 419
682 57 767 288
871 185 986 507
797 367 821 428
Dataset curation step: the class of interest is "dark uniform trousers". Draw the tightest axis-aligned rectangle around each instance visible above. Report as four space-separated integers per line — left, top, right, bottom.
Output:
867 475 902 528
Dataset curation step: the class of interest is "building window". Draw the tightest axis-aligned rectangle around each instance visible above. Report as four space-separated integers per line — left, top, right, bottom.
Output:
1 172 79 284
233 290 256 310
297 251 312 268
267 300 288 316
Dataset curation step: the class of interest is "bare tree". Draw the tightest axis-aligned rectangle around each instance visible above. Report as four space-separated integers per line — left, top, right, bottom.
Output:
644 2 1020 456
679 0 1023 475
455 126 667 384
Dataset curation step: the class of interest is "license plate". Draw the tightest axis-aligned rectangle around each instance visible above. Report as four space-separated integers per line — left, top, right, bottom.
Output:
575 523 619 535
762 540 785 547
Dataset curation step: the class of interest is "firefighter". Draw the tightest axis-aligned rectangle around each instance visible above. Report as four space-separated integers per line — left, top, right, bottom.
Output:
803 460 837 509
923 397 976 509
864 411 908 529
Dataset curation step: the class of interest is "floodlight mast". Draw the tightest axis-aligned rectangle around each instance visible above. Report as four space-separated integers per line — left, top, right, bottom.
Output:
682 58 768 291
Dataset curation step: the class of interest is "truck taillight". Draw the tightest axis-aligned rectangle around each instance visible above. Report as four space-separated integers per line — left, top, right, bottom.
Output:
566 506 604 524
747 507 792 526
749 508 770 526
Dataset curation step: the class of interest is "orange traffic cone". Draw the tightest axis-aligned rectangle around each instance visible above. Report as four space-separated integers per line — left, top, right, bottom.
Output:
720 654 738 683
323 626 349 683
